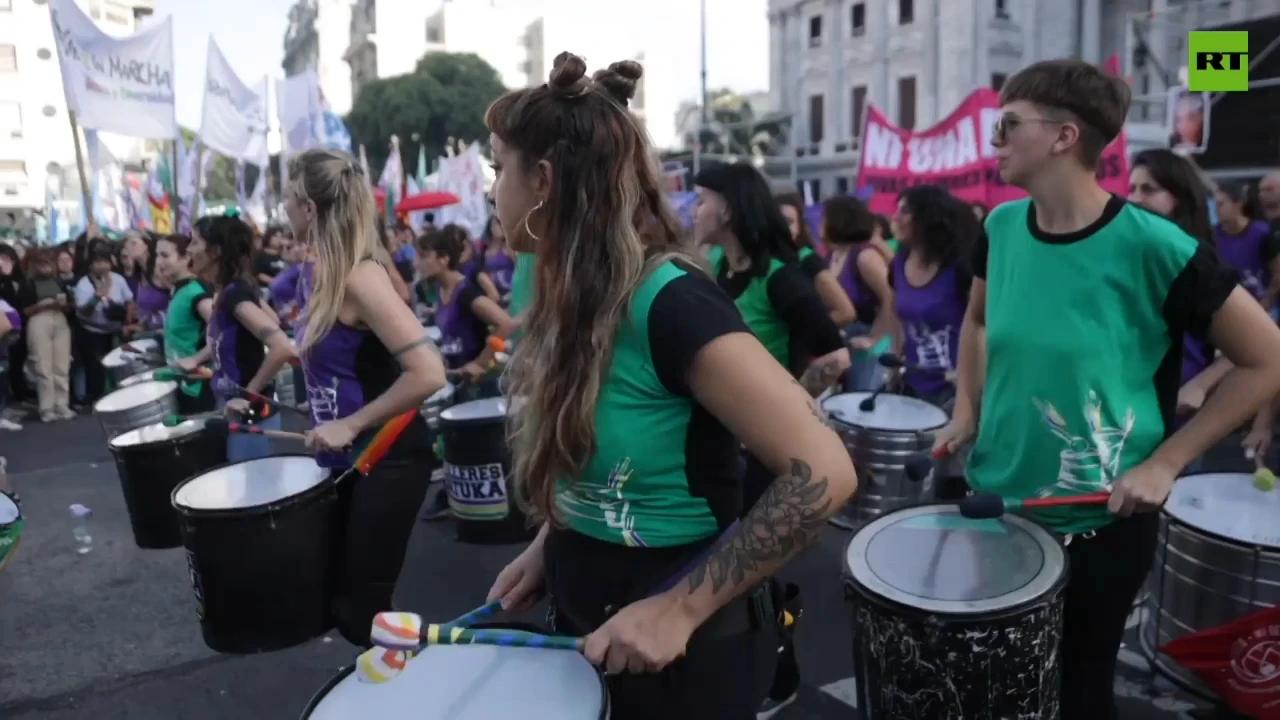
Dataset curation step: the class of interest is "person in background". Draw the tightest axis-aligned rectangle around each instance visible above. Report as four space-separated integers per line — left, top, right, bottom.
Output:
118 231 150 296
480 216 516 305
128 237 170 335
1214 181 1280 308
823 195 896 391
1258 172 1280 229
390 220 417 284
375 223 414 303
19 247 74 422
55 245 75 284
268 237 307 329
0 295 22 430
776 192 857 328
0 244 31 409
253 225 291 288
411 236 439 324
187 215 296 462
156 234 216 415
73 245 132 403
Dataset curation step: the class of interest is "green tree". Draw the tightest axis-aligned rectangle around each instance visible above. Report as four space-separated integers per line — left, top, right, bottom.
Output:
345 52 507 176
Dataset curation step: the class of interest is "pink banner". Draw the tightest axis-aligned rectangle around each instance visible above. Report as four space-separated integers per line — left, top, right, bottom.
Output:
854 88 1129 216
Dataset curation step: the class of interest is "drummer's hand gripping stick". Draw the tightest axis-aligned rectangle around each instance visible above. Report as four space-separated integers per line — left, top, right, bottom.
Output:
201 417 308 442
445 336 512 385
958 491 1113 519
332 410 420 485
357 602 514 684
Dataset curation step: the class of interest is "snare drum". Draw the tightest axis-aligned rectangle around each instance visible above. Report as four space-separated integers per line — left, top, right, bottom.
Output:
822 392 948 530
0 492 23 573
103 338 163 386
844 505 1068 718
109 420 228 549
94 380 180 439
1140 472 1280 695
172 455 338 654
300 623 609 720
437 398 534 545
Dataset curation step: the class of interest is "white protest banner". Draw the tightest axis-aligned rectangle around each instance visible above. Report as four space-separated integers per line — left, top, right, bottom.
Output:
48 0 177 139
277 72 321 154
199 39 269 166
435 143 489 238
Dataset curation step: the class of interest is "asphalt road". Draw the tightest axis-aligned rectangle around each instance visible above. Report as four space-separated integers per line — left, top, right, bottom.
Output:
0 411 1232 719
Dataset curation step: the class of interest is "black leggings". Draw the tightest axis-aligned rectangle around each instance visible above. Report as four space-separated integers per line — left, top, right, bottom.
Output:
1060 513 1160 720
328 451 433 647
75 327 114 402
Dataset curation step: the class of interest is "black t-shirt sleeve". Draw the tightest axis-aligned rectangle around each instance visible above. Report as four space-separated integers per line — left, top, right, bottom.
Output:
798 252 827 280
649 271 750 396
459 282 488 317
971 232 988 279
1262 227 1280 266
767 264 845 357
1164 243 1239 339
220 280 261 319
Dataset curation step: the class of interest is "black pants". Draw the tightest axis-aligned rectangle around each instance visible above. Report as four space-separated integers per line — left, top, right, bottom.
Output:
545 529 779 720
1060 512 1160 720
75 327 114 402
328 450 433 647
7 329 30 402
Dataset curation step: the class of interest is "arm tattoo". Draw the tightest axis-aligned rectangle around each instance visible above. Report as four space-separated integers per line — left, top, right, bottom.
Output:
254 326 284 343
685 459 831 595
390 335 433 361
799 357 844 397
793 380 830 424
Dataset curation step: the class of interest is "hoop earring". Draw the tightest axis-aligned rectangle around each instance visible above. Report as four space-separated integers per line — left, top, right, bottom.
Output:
522 200 545 243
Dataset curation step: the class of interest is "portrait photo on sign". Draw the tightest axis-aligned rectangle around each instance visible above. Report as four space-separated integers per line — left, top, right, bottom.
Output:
1166 87 1211 155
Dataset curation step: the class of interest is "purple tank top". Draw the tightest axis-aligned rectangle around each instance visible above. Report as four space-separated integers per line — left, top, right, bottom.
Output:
296 321 371 468
207 279 252 393
1181 335 1213 386
135 281 170 330
297 263 313 309
484 251 515 296
270 263 303 308
1215 221 1272 300
892 254 966 398
836 244 880 321
436 278 484 369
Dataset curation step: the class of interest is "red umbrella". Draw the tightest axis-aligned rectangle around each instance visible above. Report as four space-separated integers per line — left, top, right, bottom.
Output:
396 191 461 214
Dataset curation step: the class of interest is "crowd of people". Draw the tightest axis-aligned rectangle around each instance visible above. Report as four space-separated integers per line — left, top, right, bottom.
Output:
2 48 1280 720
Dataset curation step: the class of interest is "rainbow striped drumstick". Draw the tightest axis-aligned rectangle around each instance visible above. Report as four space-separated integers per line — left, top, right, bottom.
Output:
443 600 504 630
421 625 585 652
367 603 507 651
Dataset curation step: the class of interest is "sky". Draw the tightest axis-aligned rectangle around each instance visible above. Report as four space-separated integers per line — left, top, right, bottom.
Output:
148 0 770 131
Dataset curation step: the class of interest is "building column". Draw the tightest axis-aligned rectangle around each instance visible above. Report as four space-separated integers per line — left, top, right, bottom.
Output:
1081 0 1102 63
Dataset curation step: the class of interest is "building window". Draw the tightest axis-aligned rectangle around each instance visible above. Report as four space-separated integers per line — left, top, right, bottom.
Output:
0 160 27 175
836 177 850 196
851 85 868 139
0 102 20 137
809 94 825 144
808 15 822 47
995 0 1010 19
991 73 1008 91
899 0 914 25
0 45 15 73
851 3 866 36
897 76 917 129
0 0 11 11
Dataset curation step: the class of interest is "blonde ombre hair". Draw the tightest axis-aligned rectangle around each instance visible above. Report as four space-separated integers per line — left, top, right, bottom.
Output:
287 149 379 351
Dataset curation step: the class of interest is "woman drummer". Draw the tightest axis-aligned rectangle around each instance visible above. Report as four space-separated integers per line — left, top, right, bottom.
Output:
187 215 297 461
483 53 857 719
285 148 447 648
775 192 856 328
156 234 216 414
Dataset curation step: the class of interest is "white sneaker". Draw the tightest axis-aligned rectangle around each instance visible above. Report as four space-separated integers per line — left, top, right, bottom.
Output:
0 418 23 431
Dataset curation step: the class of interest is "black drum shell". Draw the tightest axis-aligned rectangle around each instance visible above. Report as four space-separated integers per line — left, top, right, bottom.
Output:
438 411 535 545
110 424 228 549
172 455 339 654
298 622 609 720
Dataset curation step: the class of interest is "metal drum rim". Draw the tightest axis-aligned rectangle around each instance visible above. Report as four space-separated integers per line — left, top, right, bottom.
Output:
843 503 1069 616
1162 471 1280 550
821 392 949 433
170 453 334 518
93 380 179 413
439 397 509 429
0 493 19 525
103 339 159 368
296 622 610 720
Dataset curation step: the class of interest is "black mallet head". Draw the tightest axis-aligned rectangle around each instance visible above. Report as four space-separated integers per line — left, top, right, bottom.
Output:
958 493 1006 519
877 353 907 369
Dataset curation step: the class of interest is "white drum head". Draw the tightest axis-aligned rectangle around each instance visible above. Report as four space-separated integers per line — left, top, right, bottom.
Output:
440 397 508 423
94 381 178 413
1166 472 1280 547
822 393 949 433
428 382 456 404
0 493 18 525
308 644 606 720
104 338 159 368
120 369 160 388
427 326 443 343
110 421 205 450
173 456 329 512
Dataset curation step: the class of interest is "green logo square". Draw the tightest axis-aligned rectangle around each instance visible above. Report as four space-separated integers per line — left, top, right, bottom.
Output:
1188 31 1250 92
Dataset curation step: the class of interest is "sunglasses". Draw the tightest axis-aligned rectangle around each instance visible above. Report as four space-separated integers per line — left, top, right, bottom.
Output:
992 114 1064 143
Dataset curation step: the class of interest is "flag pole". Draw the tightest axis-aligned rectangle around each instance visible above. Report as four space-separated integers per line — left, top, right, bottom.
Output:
67 111 95 234
192 144 206 220
170 139 182 230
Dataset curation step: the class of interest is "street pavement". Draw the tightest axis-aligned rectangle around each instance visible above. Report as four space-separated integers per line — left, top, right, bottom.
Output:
0 411 1234 719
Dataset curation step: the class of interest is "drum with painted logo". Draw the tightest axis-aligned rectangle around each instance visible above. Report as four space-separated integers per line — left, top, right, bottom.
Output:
103 338 164 386
94 380 180 439
109 420 228 549
437 397 533 545
844 504 1068 719
172 454 338 653
822 392 948 530
300 622 609 719
1139 472 1280 697
0 492 23 573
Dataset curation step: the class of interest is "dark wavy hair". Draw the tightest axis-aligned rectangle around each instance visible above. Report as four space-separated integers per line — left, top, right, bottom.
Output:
1132 149 1214 249
897 185 978 268
200 215 256 288
423 227 468 271
823 195 875 246
774 192 815 249
695 162 797 277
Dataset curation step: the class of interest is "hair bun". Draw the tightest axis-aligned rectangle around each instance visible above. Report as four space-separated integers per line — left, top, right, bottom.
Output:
592 60 643 105
549 52 591 98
